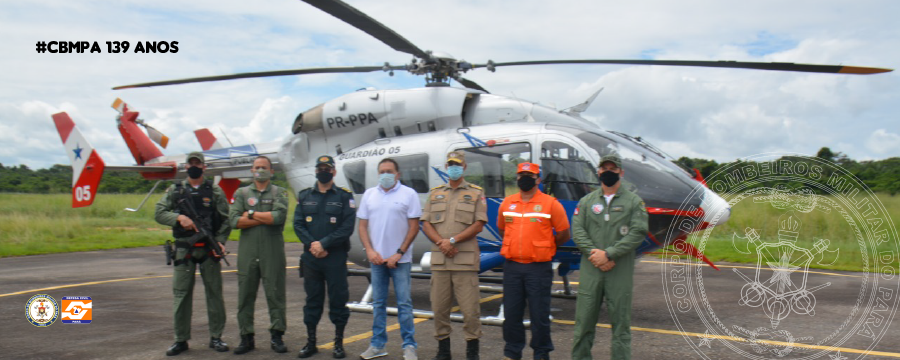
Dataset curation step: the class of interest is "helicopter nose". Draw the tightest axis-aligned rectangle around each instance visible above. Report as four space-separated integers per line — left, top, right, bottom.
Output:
701 187 731 226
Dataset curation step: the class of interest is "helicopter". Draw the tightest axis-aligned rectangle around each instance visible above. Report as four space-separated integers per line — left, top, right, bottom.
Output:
54 0 891 323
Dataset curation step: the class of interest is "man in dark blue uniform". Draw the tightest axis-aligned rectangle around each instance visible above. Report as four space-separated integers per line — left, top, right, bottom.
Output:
293 155 356 359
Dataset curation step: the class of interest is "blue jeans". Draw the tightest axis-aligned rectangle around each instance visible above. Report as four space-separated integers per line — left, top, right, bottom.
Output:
370 262 416 349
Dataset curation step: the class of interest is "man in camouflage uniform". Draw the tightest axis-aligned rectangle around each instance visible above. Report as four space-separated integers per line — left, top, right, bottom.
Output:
229 156 290 355
155 151 231 356
421 151 488 360
571 153 649 360
293 155 356 358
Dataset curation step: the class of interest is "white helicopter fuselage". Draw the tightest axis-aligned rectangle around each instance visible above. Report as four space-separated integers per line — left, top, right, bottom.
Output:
273 86 730 272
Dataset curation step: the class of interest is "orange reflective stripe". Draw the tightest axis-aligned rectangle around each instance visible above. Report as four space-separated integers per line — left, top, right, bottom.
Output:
499 191 563 263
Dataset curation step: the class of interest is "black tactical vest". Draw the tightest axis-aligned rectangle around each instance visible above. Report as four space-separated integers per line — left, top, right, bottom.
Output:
172 180 221 239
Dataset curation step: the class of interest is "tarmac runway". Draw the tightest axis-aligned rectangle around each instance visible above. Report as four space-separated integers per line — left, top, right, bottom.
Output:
1 243 898 359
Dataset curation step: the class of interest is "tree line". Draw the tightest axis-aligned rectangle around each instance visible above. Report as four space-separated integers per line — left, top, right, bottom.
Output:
2 148 897 195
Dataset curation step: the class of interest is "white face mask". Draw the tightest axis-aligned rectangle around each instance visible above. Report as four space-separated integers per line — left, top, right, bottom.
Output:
379 173 396 189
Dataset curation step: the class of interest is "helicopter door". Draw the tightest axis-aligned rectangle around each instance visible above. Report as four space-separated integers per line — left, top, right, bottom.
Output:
446 141 533 198
539 134 600 201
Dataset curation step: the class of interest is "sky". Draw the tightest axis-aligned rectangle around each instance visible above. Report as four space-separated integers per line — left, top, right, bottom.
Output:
1 0 898 170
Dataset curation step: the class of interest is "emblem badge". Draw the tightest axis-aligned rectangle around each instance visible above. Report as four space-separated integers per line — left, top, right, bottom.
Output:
61 296 92 324
319 156 329 162
330 217 337 224
574 207 580 215
247 197 258 206
509 204 517 210
522 163 531 171
436 195 445 200
592 203 603 214
620 225 629 235
534 205 542 212
464 194 473 201
349 199 356 208
305 216 312 222
26 294 59 327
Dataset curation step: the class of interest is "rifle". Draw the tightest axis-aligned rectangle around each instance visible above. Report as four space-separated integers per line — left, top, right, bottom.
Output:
175 194 231 266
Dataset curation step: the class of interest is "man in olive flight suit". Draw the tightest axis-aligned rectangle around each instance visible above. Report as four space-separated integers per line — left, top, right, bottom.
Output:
570 153 649 360
155 151 231 356
293 155 356 359
421 151 488 360
230 156 290 355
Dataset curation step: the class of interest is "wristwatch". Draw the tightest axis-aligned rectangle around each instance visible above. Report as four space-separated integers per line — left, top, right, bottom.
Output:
396 248 405 255
248 209 255 219
449 237 457 245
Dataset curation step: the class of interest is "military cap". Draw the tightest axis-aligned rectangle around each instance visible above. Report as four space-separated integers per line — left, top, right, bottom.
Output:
447 151 465 164
186 151 205 164
599 153 622 168
517 162 540 174
315 155 335 167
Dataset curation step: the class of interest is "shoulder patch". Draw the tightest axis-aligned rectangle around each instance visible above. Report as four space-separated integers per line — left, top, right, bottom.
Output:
469 184 483 190
429 185 445 192
340 186 352 193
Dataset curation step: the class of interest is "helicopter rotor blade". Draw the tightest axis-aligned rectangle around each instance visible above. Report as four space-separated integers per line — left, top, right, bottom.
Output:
455 77 489 93
301 0 429 59
113 65 407 90
474 59 892 75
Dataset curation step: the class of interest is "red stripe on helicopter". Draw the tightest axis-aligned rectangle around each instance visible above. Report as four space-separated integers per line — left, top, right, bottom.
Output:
646 207 705 218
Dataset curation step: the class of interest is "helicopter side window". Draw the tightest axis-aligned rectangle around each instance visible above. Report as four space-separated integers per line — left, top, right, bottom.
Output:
455 142 532 198
393 153 430 193
343 161 366 194
540 141 599 201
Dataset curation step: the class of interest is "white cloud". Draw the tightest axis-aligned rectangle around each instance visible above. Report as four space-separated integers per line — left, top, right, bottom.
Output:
866 129 900 155
0 0 898 170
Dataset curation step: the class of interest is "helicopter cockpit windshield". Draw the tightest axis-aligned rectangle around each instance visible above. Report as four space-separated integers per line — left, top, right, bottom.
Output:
546 124 703 209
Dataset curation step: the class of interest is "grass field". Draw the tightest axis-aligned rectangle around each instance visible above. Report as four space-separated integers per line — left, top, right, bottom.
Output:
1 192 897 273
0 193 301 257
680 192 899 273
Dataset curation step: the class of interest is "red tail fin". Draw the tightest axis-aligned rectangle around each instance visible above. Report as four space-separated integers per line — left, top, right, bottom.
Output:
112 99 163 165
53 112 106 208
194 128 223 150
118 110 164 165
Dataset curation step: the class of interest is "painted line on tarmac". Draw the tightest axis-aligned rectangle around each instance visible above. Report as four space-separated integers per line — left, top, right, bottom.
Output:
640 259 863 278
551 319 900 358
0 266 301 298
318 294 505 350
318 318 430 350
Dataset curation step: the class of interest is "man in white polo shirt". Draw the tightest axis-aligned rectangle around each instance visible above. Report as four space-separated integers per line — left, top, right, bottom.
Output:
357 158 423 360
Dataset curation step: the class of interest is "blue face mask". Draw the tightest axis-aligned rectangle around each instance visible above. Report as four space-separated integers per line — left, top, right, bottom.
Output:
379 173 396 189
446 165 464 181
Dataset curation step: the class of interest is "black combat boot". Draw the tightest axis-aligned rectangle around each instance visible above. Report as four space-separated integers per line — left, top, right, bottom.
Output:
233 334 255 355
333 325 346 359
271 329 288 353
298 328 318 358
431 338 451 360
465 339 479 360
209 337 229 352
166 341 188 356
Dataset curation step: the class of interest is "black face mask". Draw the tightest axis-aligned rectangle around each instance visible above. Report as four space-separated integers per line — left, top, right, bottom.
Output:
599 170 620 187
517 176 537 192
187 166 203 179
316 171 334 184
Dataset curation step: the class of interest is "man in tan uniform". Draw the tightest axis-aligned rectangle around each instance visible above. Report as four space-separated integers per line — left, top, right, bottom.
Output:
421 151 488 360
